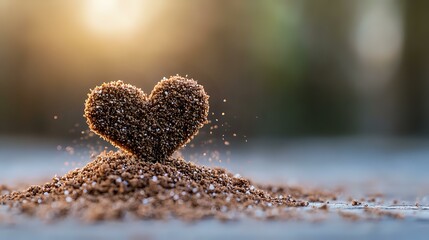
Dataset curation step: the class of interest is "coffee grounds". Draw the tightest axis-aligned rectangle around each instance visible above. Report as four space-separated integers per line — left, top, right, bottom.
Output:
0 185 10 195
1 77 315 222
84 76 209 162
0 78 405 223
363 207 404 220
0 152 407 223
0 150 311 222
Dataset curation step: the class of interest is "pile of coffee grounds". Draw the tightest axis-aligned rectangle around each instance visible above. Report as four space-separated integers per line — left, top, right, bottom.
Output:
0 150 314 222
0 77 406 223
0 78 337 222
0 151 407 223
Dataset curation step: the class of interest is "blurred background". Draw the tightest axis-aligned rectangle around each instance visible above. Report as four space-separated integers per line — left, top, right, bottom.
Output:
1 0 429 170
1 0 429 142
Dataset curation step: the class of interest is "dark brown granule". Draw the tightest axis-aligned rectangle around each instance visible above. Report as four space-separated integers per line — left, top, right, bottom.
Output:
338 211 360 221
363 208 405 220
319 204 329 210
84 76 209 162
367 193 384 200
0 185 11 195
0 151 308 222
351 200 362 206
255 185 338 205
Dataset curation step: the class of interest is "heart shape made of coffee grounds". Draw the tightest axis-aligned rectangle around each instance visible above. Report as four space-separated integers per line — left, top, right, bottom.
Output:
84 76 209 162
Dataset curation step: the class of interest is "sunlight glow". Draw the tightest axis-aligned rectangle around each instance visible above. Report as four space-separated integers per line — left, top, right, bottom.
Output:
85 0 148 35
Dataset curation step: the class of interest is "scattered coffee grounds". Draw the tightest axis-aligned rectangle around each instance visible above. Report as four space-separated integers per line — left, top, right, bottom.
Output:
338 211 360 221
1 150 404 222
84 76 209 162
319 204 329 210
0 185 10 195
0 150 308 222
363 207 404 220
0 78 408 223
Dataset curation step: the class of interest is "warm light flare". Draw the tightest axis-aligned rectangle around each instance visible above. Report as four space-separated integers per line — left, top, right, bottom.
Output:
85 0 148 35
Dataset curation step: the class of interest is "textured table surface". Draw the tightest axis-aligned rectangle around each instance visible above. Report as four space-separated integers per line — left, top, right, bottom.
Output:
0 138 428 240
